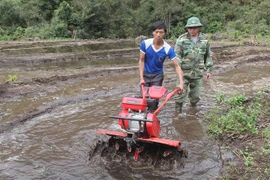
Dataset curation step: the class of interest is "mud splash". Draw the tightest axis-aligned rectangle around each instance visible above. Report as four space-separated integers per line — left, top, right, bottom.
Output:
89 136 188 170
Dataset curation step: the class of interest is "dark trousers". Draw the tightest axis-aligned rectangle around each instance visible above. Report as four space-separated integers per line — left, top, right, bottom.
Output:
143 72 164 87
141 72 164 112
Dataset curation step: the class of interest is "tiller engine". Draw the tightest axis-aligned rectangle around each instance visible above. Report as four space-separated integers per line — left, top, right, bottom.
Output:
97 85 182 160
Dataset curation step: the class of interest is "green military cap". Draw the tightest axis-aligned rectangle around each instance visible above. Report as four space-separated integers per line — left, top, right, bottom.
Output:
185 17 203 28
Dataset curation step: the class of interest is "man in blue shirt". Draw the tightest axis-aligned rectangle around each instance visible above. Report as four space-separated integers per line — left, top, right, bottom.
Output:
138 21 184 112
139 21 184 90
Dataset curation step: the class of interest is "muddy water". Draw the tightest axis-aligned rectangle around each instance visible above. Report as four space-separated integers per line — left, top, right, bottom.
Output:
211 64 270 94
1 56 270 178
0 72 220 179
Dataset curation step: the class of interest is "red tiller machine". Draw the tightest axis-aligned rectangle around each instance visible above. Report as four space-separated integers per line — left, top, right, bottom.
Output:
97 85 182 160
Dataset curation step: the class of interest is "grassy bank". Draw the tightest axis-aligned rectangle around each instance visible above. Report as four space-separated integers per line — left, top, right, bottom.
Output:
205 88 270 179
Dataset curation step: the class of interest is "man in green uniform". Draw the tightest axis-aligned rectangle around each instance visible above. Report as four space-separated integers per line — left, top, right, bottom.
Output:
174 17 213 113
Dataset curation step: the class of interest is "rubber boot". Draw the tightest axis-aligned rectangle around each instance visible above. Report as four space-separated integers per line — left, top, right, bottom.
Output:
175 102 183 114
190 102 197 107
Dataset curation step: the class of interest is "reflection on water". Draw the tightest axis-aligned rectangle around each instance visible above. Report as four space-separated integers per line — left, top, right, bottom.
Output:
0 64 270 179
211 64 270 95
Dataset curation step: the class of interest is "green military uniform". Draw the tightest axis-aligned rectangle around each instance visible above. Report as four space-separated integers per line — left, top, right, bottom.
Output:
174 30 213 109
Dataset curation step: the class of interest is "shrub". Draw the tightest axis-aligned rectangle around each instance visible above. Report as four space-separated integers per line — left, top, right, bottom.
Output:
205 93 262 137
205 21 223 33
49 21 71 38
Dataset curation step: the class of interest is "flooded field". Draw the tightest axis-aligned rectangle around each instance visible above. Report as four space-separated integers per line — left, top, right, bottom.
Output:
0 40 269 179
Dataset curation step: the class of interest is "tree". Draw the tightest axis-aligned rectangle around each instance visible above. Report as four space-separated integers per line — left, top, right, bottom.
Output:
0 0 269 40
38 0 72 21
0 0 22 28
49 1 74 38
19 1 45 26
54 1 73 22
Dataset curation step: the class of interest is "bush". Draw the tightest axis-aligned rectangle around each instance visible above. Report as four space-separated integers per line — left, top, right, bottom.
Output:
169 22 185 39
0 27 5 35
255 19 270 36
24 26 39 38
13 27 25 39
49 20 71 38
0 35 11 41
205 93 262 137
205 21 223 33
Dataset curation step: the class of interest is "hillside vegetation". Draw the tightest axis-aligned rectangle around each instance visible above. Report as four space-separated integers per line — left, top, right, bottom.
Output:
0 0 269 41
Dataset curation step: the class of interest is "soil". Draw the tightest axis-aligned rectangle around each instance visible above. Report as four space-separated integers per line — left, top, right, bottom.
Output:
1 39 269 103
0 39 270 179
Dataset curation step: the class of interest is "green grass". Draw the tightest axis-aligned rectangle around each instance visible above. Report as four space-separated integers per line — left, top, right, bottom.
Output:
205 88 270 179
